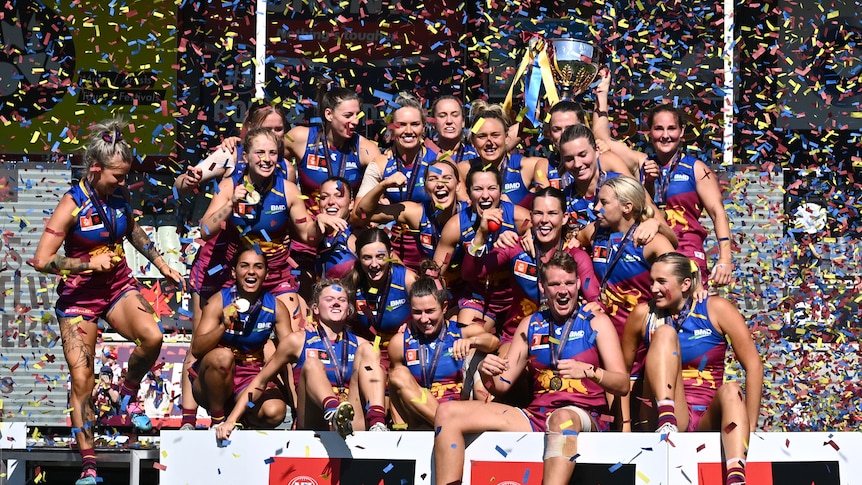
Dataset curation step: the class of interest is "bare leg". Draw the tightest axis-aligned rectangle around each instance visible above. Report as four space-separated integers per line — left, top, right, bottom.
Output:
60 317 98 466
191 347 236 415
388 365 440 429
433 400 532 484
296 358 337 430
643 324 688 431
542 408 594 485
697 382 751 483
180 292 204 426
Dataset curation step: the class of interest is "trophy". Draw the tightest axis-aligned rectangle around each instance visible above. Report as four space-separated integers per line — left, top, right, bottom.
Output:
546 38 603 100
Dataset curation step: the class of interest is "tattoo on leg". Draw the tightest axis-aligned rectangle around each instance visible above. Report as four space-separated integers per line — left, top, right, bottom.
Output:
79 394 96 442
59 318 94 370
135 293 156 314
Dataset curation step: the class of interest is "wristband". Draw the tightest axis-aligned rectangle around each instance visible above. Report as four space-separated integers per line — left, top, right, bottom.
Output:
596 110 609 118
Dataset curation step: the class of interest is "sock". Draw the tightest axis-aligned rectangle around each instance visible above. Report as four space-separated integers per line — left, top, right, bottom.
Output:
366 404 385 427
210 409 225 425
118 380 141 412
725 458 746 485
656 399 677 428
79 446 97 471
322 396 339 416
181 407 197 426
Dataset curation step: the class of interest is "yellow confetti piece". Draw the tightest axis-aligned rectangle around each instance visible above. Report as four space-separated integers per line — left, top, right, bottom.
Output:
470 117 485 134
30 131 40 144
559 419 573 430
637 470 650 483
161 450 168 458
373 335 381 352
232 453 241 458
305 446 310 457
411 388 428 404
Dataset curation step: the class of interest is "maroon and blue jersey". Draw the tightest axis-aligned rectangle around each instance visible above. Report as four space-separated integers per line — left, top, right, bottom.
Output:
58 181 134 296
381 147 437 204
296 125 364 204
523 306 610 430
355 263 412 337
457 200 518 323
644 297 727 410
218 288 278 361
316 227 355 280
591 227 652 336
402 320 464 402
656 154 709 271
500 153 532 208
293 326 359 388
563 168 622 229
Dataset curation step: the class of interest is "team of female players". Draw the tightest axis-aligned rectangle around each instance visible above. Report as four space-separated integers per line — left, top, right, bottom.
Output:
37 76 761 485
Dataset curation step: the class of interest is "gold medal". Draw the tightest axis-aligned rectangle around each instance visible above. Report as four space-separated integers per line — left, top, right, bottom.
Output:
549 376 563 391
337 388 349 403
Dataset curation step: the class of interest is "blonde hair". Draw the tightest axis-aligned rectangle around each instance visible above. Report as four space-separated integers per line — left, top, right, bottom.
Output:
601 176 655 222
468 99 510 130
83 118 133 169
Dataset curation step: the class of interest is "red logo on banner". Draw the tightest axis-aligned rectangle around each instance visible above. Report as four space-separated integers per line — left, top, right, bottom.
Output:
470 461 543 485
269 457 339 485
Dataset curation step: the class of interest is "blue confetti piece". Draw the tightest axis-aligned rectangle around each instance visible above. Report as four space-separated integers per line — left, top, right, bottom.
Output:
495 445 508 457
383 463 394 473
264 457 275 464
523 469 531 483
609 462 623 473
207 264 224 275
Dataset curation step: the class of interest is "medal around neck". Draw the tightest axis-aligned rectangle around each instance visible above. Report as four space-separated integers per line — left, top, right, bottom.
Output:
234 297 251 313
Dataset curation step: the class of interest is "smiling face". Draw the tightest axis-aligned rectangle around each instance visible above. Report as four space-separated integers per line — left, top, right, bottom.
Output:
594 184 628 229
391 106 424 152
424 161 459 209
313 285 351 323
244 132 279 179
358 241 391 283
432 98 465 144
559 136 598 185
326 98 361 140
531 195 568 247
541 266 580 320
648 110 684 160
470 117 507 164
232 249 267 296
650 261 691 311
468 171 502 217
410 294 447 337
318 179 353 219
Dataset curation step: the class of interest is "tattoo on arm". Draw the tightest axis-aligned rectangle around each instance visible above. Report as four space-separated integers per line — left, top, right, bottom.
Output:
43 254 90 274
204 203 234 232
129 224 162 263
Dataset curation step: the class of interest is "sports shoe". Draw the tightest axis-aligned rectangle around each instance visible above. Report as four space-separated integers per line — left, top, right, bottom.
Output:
126 401 153 433
656 422 678 435
325 401 354 438
75 468 99 485
179 423 196 431
368 422 388 432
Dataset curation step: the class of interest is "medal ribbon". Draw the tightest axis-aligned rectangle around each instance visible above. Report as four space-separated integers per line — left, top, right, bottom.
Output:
82 178 119 245
654 150 682 209
549 310 578 369
598 222 640 297
418 324 448 389
318 126 353 180
368 269 393 331
318 325 350 389
395 146 425 201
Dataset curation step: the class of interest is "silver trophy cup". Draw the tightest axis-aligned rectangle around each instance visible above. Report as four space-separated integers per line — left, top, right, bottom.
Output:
547 38 602 99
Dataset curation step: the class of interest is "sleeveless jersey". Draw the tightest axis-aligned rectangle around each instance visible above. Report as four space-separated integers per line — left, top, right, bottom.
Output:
293 326 359 388
355 263 412 336
296 125 364 205
382 146 436 204
316 226 356 280
218 288 278 361
402 320 464 401
644 297 727 407
591 226 652 336
658 154 709 268
525 307 609 422
59 181 133 293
